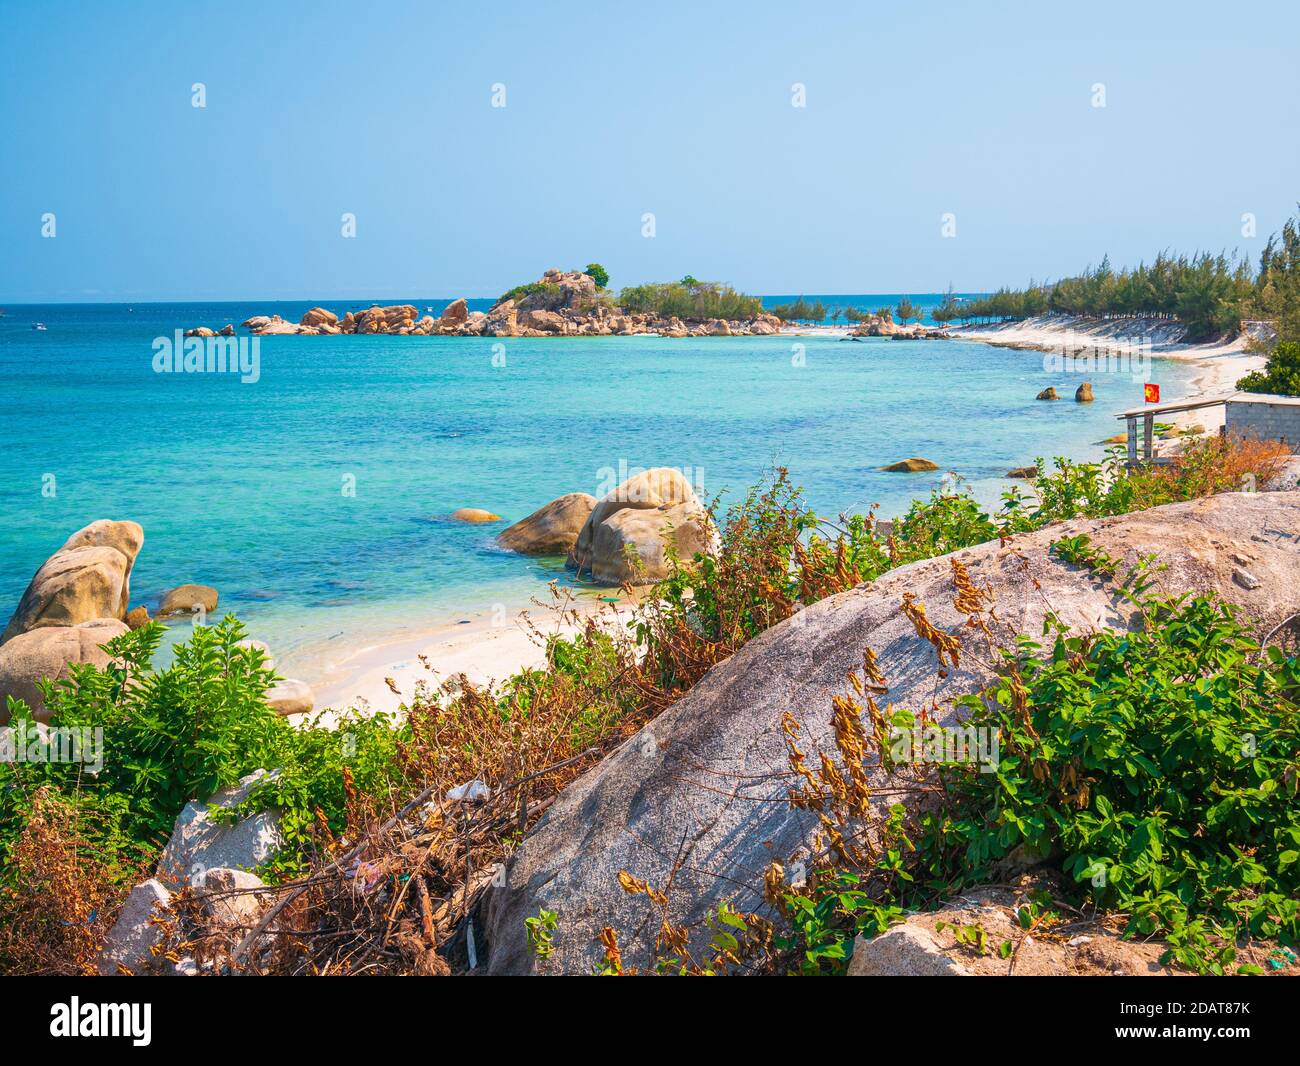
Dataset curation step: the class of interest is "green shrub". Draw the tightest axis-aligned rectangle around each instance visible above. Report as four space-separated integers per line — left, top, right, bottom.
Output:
776 549 1300 975
1237 339 1300 396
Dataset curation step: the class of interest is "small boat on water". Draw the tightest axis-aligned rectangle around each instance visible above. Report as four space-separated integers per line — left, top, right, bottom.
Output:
32 322 47 330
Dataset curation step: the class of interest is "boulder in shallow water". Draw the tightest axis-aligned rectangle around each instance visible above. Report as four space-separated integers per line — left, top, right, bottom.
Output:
585 500 715 586
2 527 139 643
451 508 502 523
498 493 598 556
125 605 150 629
1006 466 1037 479
1036 387 1059 401
568 468 701 573
1075 382 1094 402
881 458 939 472
300 306 338 328
0 618 129 722
158 584 219 618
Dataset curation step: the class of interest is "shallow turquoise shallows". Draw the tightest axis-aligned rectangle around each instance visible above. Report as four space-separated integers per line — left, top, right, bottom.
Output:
0 300 1197 675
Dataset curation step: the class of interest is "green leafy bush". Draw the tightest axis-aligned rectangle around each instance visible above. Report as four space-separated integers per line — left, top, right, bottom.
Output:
776 548 1300 975
1238 339 1300 396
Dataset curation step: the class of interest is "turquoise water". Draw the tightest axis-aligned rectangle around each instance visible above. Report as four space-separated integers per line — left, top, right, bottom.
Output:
0 300 1197 678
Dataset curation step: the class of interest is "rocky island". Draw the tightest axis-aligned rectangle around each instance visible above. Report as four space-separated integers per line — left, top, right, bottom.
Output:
233 268 788 339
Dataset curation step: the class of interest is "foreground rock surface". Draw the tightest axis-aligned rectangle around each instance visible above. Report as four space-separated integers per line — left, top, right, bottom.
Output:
157 770 283 887
96 879 172 976
847 882 1180 976
482 492 1300 974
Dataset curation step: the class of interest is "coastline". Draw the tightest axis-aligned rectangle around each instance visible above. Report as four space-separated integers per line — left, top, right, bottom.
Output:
301 316 1268 719
951 315 1267 433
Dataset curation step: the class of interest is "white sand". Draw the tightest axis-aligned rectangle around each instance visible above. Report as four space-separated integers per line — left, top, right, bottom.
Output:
952 315 1267 434
301 592 634 725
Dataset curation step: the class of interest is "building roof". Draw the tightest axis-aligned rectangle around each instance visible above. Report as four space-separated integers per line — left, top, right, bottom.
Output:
1115 391 1300 419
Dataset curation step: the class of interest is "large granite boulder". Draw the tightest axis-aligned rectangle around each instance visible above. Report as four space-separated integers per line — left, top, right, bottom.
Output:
567 468 701 573
585 501 715 585
2 519 142 643
440 298 469 328
299 306 338 328
519 309 567 334
498 493 597 556
0 618 129 722
482 492 1300 974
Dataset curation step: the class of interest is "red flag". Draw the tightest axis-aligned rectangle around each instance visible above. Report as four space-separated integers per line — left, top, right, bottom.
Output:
1144 383 1160 404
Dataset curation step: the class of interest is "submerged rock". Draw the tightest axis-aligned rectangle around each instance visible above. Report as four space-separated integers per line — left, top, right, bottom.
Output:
1006 466 1037 479
881 458 939 472
451 508 503 523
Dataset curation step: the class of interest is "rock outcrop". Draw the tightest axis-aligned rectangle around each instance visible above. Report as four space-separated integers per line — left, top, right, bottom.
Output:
235 270 789 339
1075 381 1094 402
1036 387 1059 401
498 493 597 556
567 468 712 585
157 770 284 888
846 882 1181 976
481 492 1300 974
0 618 129 722
2 520 142 643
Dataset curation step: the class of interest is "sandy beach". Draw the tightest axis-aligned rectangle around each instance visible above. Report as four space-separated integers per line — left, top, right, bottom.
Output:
305 590 635 723
951 315 1268 433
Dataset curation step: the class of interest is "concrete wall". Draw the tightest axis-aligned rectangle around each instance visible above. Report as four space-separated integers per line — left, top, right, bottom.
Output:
1225 401 1300 452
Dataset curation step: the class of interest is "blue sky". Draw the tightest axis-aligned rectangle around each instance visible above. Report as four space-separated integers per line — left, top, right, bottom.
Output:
3 0 1298 301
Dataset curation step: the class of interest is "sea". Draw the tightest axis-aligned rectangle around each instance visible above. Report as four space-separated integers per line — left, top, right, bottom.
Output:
0 295 1198 682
